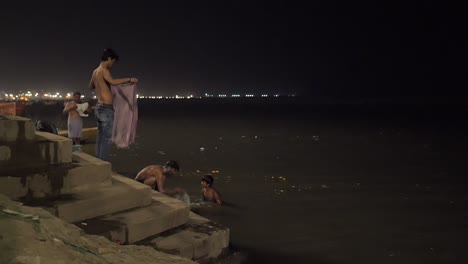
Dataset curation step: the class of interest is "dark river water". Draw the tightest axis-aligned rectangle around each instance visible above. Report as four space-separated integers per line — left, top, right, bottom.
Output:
26 98 468 264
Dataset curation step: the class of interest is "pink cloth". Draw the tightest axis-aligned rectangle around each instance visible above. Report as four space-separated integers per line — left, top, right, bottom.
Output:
111 83 138 148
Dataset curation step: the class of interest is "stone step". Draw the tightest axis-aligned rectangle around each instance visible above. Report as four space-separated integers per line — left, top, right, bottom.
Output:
143 212 230 263
78 191 190 244
0 131 72 175
0 152 112 200
47 174 152 223
61 152 112 193
0 115 35 142
58 127 98 143
35 131 72 164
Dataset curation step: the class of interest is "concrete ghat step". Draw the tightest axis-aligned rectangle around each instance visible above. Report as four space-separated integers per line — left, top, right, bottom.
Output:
0 115 35 142
0 131 72 174
143 212 230 263
0 153 112 200
58 127 98 143
61 152 112 193
47 174 152 223
78 191 190 244
35 131 72 164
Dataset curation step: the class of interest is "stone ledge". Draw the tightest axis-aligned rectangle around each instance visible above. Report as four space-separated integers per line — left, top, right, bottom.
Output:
61 152 112 194
46 174 152 222
0 115 35 142
143 212 230 263
35 131 72 164
78 190 190 244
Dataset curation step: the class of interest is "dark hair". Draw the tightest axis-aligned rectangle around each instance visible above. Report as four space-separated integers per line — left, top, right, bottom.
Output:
73 92 81 97
165 160 180 171
101 48 119 62
201 175 214 186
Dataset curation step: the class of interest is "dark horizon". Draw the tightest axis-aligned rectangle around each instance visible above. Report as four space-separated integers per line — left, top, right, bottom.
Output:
1 1 466 99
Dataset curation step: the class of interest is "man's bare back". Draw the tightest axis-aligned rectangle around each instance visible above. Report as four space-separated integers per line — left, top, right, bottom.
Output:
134 161 182 195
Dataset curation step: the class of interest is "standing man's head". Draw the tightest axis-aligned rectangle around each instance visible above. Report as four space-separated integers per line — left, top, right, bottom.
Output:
201 175 214 188
163 160 180 175
73 92 81 103
101 48 119 68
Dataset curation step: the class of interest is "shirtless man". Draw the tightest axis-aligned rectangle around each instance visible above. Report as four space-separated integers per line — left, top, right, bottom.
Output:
63 92 84 146
134 160 184 195
201 175 222 205
89 48 138 161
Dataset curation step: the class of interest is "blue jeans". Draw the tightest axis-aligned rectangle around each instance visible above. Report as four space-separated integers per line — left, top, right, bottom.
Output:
95 104 114 161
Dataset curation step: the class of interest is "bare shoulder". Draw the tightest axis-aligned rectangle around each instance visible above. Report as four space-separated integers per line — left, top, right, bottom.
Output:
141 165 163 174
93 67 106 78
213 188 222 196
151 165 164 173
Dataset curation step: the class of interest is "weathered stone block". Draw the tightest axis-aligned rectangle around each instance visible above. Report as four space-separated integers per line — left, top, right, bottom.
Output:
60 152 112 193
0 115 35 142
35 131 72 164
48 174 152 223
0 176 28 198
0 145 11 161
80 191 190 244
147 212 230 262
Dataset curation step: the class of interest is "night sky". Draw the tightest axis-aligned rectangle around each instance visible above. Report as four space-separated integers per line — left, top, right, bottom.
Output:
0 1 465 98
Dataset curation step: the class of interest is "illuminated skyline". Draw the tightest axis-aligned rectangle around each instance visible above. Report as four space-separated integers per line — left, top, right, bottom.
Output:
0 1 464 99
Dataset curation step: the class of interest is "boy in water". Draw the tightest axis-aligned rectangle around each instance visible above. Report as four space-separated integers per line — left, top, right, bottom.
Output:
134 160 184 195
201 175 222 205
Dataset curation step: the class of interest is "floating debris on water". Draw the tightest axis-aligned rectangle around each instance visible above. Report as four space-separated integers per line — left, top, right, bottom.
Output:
157 150 166 155
200 147 205 151
321 184 329 189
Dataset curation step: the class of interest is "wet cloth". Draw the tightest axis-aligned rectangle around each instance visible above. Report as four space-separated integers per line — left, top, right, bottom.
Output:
67 117 83 138
76 102 89 117
111 83 138 148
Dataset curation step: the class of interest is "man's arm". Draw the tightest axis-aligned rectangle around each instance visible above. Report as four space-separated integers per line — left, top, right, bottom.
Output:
103 68 135 86
156 175 165 193
157 176 184 195
89 77 95 90
214 190 222 205
63 102 76 114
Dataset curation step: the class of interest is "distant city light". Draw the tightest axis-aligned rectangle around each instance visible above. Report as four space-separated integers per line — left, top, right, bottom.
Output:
0 90 288 102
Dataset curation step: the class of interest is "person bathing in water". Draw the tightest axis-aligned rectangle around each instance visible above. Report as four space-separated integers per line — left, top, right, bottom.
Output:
201 175 222 205
134 160 184 195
